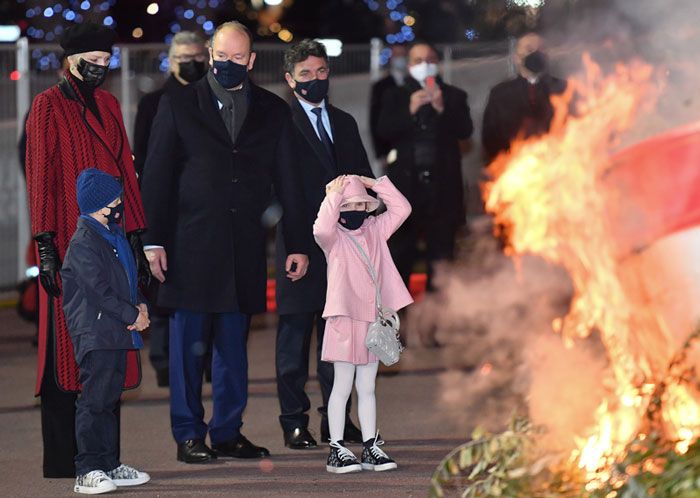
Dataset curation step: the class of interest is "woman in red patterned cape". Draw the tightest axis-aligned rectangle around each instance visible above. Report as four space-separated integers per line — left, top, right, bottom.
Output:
25 23 150 478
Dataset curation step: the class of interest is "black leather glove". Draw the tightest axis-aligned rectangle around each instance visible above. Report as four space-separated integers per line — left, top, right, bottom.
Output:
127 230 151 288
34 231 61 298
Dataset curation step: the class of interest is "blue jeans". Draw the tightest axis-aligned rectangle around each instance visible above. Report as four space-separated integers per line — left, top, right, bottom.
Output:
74 349 127 475
169 310 250 444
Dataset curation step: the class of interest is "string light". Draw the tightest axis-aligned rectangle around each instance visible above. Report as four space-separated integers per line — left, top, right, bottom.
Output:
22 0 292 70
364 0 415 51
146 3 159 15
278 29 293 42
26 1 116 68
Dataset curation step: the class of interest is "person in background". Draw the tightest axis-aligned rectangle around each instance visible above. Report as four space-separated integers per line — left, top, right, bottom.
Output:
376 41 473 293
24 23 149 478
132 31 209 388
481 32 567 160
61 169 151 495
369 44 407 167
133 31 208 179
275 39 371 450
141 21 308 464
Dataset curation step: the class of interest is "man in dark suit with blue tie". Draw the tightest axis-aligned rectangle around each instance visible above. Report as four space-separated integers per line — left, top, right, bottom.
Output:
275 39 373 449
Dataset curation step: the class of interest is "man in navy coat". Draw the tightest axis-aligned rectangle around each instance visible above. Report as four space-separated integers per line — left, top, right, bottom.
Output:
141 22 309 463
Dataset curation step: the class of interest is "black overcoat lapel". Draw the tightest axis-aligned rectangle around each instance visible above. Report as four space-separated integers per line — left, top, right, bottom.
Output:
291 99 336 176
194 78 233 147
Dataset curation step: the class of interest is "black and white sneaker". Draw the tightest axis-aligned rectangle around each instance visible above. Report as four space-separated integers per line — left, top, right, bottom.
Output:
326 440 362 474
361 433 398 471
105 464 150 486
74 470 117 495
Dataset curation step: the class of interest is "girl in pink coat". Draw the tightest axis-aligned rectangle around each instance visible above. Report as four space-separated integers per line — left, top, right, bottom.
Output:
313 174 413 474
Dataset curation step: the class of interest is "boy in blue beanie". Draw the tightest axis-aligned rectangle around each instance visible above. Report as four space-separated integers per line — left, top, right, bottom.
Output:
61 168 151 495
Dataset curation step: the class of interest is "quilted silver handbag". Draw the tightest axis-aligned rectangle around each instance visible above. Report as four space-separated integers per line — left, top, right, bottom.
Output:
345 233 404 366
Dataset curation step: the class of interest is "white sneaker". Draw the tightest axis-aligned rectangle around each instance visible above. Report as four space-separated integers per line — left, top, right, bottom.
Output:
74 470 117 495
105 464 151 486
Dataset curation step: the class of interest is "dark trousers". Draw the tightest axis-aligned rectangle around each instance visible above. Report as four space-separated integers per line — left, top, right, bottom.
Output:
40 305 121 478
41 315 78 478
389 181 457 291
275 312 351 432
169 310 250 444
75 350 127 476
148 314 170 372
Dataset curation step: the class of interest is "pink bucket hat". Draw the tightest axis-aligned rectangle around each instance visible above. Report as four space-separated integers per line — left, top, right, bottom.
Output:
340 176 380 212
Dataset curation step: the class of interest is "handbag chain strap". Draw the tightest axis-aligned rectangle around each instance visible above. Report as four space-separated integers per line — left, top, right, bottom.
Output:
344 232 383 313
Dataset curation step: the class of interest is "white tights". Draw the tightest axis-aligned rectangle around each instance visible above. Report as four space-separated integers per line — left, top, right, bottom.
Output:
327 361 379 443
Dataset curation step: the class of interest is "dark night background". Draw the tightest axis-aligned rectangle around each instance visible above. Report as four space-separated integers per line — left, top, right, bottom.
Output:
0 0 616 46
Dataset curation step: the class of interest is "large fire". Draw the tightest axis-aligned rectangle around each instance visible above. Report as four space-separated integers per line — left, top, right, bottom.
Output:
483 54 700 485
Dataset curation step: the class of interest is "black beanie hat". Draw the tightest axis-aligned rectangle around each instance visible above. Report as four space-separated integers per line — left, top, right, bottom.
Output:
60 23 115 57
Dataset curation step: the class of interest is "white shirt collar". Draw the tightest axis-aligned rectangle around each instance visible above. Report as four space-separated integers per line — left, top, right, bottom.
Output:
297 97 327 114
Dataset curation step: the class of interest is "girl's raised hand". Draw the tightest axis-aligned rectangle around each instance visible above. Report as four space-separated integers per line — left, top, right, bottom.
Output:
358 176 377 188
326 175 347 194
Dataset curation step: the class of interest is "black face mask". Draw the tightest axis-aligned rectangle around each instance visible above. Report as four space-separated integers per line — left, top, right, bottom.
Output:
211 59 248 89
178 60 207 83
523 50 548 75
105 202 124 225
338 211 368 230
77 58 109 88
294 78 329 104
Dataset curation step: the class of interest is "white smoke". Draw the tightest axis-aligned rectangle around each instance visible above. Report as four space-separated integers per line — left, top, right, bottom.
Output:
412 220 608 452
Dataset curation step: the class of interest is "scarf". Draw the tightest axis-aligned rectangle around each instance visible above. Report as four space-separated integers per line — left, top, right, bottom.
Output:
69 71 103 125
206 71 249 144
80 215 143 349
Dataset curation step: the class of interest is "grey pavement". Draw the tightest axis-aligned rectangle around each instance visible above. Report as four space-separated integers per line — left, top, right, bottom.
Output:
0 308 471 497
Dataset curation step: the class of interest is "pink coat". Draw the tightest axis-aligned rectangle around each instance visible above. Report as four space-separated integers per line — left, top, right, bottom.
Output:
314 176 414 322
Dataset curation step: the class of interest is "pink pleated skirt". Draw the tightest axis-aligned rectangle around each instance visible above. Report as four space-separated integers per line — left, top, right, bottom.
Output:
321 316 378 365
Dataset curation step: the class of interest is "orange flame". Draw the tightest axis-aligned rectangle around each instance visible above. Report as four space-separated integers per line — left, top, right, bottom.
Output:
483 54 700 481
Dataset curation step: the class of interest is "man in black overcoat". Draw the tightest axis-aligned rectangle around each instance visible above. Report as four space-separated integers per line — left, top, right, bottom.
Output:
140 22 309 464
482 33 567 160
376 42 473 291
275 39 372 450
132 31 208 387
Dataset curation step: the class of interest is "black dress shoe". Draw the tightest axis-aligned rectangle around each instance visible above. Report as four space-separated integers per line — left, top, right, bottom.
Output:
177 439 217 464
343 419 364 444
212 434 270 459
284 427 318 449
321 417 365 444
155 368 169 387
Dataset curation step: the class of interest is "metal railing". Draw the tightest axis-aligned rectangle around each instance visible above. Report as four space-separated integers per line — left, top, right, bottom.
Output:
0 39 511 290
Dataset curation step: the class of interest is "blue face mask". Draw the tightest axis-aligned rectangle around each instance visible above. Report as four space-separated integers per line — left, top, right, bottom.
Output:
211 59 248 89
338 211 368 230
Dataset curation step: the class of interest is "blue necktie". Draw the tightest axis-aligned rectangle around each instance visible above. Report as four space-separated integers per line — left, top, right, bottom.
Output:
311 107 335 164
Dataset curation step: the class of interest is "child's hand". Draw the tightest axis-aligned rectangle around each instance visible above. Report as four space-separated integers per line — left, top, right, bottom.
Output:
358 176 377 188
326 175 347 194
130 310 150 332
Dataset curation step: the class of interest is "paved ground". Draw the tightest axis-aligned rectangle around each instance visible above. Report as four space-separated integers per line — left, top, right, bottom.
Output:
0 308 472 497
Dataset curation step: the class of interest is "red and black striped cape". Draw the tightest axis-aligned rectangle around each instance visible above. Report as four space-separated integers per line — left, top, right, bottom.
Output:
25 72 146 395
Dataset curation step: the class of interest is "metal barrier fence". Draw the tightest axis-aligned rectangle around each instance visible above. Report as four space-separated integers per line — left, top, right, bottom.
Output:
0 39 510 290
